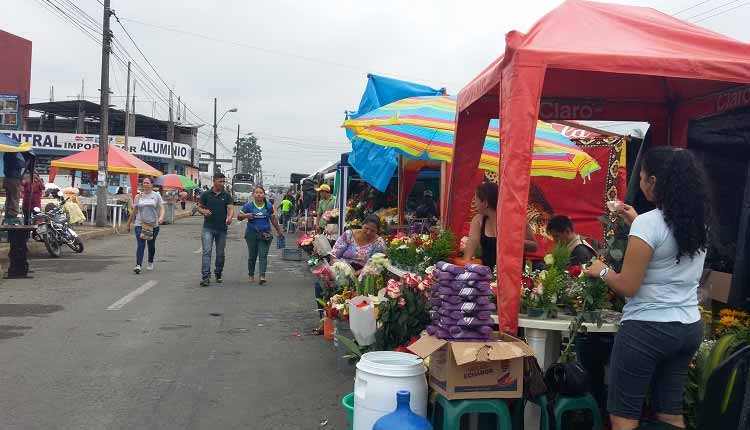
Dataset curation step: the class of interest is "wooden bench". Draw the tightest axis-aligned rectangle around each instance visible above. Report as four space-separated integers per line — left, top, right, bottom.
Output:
0 225 37 278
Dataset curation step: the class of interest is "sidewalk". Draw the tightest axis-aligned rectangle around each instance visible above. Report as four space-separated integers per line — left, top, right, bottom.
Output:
0 207 195 260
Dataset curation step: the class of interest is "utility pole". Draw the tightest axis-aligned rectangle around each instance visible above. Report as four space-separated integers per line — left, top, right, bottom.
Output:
235 124 240 176
96 0 113 227
123 61 131 152
168 89 174 173
213 97 218 174
177 96 181 122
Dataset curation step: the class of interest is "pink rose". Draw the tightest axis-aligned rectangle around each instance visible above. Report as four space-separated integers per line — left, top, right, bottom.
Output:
386 285 401 299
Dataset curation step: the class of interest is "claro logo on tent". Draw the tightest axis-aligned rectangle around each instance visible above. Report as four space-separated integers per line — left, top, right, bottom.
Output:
539 100 603 120
716 86 750 113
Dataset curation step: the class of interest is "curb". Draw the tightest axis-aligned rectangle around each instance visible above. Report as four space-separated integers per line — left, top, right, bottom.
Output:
0 212 195 258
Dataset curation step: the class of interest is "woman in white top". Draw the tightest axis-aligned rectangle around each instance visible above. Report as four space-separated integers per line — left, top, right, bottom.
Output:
585 147 712 430
126 177 165 274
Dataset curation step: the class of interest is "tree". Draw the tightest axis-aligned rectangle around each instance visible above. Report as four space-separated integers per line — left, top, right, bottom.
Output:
234 133 262 180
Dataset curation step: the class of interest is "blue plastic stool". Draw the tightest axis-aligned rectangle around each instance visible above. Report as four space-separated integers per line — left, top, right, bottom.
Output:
430 394 512 430
552 393 601 430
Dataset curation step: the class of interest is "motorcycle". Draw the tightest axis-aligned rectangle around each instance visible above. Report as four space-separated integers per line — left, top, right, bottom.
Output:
31 198 84 258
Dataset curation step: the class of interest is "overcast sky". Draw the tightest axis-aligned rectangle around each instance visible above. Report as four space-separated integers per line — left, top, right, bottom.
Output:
3 0 749 184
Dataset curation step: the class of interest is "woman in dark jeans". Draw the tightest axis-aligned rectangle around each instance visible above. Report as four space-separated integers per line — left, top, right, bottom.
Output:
585 147 712 430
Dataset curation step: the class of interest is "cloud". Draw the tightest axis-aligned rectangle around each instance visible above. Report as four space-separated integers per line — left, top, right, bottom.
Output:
5 0 748 182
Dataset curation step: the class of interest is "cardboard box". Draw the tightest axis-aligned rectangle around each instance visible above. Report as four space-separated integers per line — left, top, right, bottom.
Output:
701 270 733 304
407 333 535 400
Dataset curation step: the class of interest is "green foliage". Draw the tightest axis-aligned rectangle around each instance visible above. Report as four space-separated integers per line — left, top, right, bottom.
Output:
549 244 571 271
373 285 431 351
685 334 743 430
233 134 262 180
426 230 455 264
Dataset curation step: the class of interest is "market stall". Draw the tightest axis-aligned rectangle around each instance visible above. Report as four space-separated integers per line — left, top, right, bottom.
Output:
48 145 162 200
446 0 750 334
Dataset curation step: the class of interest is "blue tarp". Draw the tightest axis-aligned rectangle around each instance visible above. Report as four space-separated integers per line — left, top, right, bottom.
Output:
346 74 444 191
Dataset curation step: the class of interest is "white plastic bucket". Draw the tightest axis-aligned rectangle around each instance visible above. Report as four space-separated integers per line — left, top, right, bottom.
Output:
353 351 427 430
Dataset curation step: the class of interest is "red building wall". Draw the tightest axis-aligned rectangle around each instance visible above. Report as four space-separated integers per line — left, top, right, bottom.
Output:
0 29 32 128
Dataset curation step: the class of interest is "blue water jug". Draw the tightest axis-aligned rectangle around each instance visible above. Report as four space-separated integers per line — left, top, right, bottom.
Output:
372 391 432 430
276 235 285 249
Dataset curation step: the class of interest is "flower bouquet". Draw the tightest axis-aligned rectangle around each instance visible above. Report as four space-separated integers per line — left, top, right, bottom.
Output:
387 230 456 275
297 234 315 254
372 273 432 352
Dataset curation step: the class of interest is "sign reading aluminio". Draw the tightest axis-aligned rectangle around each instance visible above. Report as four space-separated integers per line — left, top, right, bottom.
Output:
0 131 193 162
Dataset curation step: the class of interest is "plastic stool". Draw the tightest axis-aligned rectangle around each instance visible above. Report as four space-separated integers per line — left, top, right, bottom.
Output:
525 395 551 430
431 394 512 430
553 394 601 430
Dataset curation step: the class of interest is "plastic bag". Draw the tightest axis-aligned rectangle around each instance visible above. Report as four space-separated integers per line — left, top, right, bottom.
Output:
348 295 376 346
313 234 332 256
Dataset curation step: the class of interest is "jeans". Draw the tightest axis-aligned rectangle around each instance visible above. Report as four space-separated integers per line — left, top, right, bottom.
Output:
245 230 272 277
134 226 160 265
201 228 227 279
280 212 290 230
3 178 21 218
608 319 703 419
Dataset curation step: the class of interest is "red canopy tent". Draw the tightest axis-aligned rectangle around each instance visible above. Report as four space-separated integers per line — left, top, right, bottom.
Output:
446 0 750 334
49 145 162 199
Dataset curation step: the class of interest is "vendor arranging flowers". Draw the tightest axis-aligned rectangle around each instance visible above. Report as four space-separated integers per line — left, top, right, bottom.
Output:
583 147 711 430
330 214 386 271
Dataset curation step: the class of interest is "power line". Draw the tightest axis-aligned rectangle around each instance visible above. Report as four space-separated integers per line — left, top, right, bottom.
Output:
692 0 750 22
671 0 716 15
684 0 742 20
116 17 461 89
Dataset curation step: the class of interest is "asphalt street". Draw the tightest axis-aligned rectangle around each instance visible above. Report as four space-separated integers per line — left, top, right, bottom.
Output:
0 216 352 430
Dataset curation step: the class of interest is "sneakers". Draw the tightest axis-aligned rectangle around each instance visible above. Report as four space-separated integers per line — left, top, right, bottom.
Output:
134 265 142 274
199 278 210 287
215 274 223 284
147 262 154 271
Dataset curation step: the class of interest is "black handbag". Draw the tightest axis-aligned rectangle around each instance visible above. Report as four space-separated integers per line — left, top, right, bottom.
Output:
544 362 590 397
523 356 548 399
256 231 273 242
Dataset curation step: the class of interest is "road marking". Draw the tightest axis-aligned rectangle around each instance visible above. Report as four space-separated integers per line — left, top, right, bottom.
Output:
193 247 202 254
107 281 159 310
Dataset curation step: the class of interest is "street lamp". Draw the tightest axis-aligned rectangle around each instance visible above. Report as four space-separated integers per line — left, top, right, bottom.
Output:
213 99 237 174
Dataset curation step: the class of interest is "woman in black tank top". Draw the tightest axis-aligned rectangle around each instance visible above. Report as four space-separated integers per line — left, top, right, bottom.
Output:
464 183 539 270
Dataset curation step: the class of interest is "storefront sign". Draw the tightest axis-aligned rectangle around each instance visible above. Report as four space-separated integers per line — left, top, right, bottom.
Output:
0 131 193 163
539 99 604 120
716 86 750 114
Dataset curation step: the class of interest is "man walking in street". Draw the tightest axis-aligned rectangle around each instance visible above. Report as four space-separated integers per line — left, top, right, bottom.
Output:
197 173 234 286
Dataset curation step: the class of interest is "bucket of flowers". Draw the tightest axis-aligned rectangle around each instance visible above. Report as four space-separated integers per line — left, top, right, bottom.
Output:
387 230 456 275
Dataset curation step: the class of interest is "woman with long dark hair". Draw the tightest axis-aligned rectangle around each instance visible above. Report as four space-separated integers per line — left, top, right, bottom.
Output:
585 147 712 430
238 185 284 285
463 182 538 269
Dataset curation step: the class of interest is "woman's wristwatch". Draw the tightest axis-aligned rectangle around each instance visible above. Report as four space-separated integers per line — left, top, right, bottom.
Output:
599 267 610 281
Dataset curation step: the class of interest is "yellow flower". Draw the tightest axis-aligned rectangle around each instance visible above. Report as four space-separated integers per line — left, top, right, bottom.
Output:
391 238 403 247
719 309 734 318
543 254 555 266
719 315 740 328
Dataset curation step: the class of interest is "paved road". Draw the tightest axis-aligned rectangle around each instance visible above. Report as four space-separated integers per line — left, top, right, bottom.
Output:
0 216 352 430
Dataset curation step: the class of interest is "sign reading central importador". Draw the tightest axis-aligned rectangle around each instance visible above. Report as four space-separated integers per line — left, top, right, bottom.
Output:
0 131 193 163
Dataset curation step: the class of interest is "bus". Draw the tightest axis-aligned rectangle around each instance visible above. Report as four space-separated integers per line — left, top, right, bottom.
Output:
231 173 254 205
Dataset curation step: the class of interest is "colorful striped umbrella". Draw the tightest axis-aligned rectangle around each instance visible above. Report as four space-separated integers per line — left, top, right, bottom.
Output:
342 95 600 180
153 174 199 190
0 132 32 152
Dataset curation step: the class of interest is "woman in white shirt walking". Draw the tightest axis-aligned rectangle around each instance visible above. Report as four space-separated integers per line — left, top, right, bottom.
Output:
127 177 165 274
585 147 712 430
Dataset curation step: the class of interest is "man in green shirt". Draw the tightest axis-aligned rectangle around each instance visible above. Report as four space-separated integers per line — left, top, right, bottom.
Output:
280 196 294 232
197 173 234 286
315 184 335 232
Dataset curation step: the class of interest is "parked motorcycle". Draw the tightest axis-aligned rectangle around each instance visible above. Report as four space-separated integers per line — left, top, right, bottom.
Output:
31 198 84 258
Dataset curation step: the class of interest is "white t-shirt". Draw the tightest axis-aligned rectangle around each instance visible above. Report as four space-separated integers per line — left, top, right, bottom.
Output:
623 209 704 324
134 191 164 227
